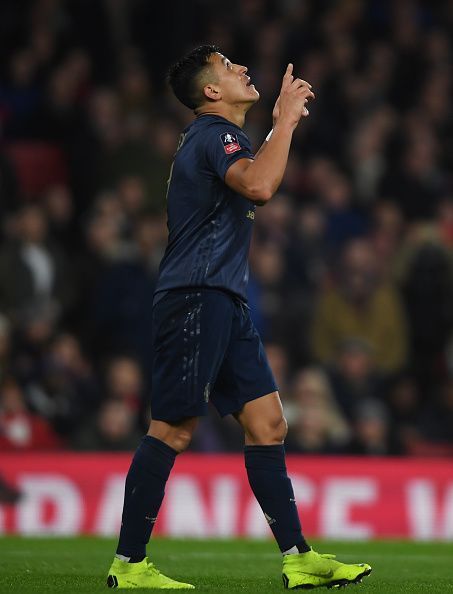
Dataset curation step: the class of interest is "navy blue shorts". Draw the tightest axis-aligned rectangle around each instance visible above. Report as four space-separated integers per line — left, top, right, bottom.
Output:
150 289 277 421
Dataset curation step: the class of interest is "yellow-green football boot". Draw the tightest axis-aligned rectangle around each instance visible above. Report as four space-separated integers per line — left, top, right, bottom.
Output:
282 548 371 589
107 557 195 589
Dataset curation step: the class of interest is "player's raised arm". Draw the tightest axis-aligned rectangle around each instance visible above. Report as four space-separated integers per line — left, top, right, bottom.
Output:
225 64 314 203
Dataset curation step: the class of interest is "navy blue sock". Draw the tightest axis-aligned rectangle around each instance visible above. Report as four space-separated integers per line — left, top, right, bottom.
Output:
245 444 310 553
116 435 177 559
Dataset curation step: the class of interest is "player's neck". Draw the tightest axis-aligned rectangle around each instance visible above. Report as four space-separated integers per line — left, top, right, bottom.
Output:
195 104 248 128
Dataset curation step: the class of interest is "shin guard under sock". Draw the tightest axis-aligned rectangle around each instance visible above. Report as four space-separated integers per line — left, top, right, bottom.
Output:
245 444 310 553
116 435 177 559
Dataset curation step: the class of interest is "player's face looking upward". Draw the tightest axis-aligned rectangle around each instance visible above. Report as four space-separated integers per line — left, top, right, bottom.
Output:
201 52 260 108
167 46 261 127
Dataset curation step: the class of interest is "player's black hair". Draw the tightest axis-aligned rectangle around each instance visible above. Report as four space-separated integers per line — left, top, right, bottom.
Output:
168 44 221 110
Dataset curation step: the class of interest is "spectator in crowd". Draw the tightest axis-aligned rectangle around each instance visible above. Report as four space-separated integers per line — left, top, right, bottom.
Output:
369 201 404 280
285 368 350 454
24 332 99 437
325 338 384 420
104 355 148 430
285 202 327 293
0 204 73 323
72 398 142 451
397 236 453 390
311 238 408 374
90 216 163 369
248 241 287 342
11 300 59 387
380 130 447 221
309 160 369 251
0 48 41 139
0 377 62 450
283 203 328 366
42 184 78 255
348 398 397 456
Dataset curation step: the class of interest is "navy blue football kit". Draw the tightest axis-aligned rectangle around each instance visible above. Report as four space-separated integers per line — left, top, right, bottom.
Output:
151 114 277 421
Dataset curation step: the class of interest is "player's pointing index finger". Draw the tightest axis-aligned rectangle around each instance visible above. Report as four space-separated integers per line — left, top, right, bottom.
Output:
281 63 293 89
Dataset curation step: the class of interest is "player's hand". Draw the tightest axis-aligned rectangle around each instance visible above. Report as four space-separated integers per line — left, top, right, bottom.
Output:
274 63 315 129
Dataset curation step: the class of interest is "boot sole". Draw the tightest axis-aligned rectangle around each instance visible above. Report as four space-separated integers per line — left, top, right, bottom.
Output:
283 567 372 589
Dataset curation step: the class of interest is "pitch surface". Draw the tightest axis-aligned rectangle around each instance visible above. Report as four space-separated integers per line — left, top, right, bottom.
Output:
0 537 452 592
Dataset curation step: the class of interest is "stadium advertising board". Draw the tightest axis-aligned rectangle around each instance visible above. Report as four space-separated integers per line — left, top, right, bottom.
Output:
1 454 452 540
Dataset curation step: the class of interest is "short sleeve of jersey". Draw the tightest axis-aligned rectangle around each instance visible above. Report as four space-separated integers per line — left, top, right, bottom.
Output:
204 124 254 180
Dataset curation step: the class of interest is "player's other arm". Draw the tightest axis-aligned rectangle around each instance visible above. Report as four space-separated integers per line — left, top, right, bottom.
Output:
225 64 314 204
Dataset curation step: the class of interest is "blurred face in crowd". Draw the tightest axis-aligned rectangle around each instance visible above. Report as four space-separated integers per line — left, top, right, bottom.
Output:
48 66 77 107
250 243 284 286
135 216 167 260
403 136 437 175
0 381 26 414
119 64 151 105
23 315 56 346
117 177 145 215
50 333 83 372
337 345 374 383
89 89 122 145
256 194 292 236
355 415 388 449
107 357 143 397
321 172 352 210
290 371 332 448
86 216 120 257
44 185 73 225
295 406 330 449
373 202 403 238
297 205 325 240
340 239 379 302
308 157 336 189
292 370 327 407
152 120 182 159
9 49 36 86
18 206 48 244
98 400 135 442
389 377 419 414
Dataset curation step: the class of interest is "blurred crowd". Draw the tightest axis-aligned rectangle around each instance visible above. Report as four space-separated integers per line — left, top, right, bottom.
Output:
1 0 453 456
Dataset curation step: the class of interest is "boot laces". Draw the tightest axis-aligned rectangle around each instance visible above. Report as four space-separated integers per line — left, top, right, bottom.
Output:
146 561 162 576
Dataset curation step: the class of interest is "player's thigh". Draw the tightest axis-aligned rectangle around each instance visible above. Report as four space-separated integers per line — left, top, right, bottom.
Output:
151 290 234 422
211 303 278 421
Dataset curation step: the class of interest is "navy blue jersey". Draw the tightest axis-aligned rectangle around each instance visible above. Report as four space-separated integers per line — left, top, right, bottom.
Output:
154 115 256 302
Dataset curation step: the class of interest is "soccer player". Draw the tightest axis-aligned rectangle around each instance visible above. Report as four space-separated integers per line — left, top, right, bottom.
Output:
107 45 372 590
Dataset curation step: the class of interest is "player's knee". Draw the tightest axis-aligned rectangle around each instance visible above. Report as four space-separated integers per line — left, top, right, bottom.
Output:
264 413 287 443
282 416 289 440
149 419 196 453
275 415 288 442
247 414 288 445
170 428 193 452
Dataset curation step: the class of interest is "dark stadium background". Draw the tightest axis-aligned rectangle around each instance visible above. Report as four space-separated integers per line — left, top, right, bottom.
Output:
0 0 453 540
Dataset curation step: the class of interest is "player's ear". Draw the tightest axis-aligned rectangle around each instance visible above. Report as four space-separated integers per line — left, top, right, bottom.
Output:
203 83 222 102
